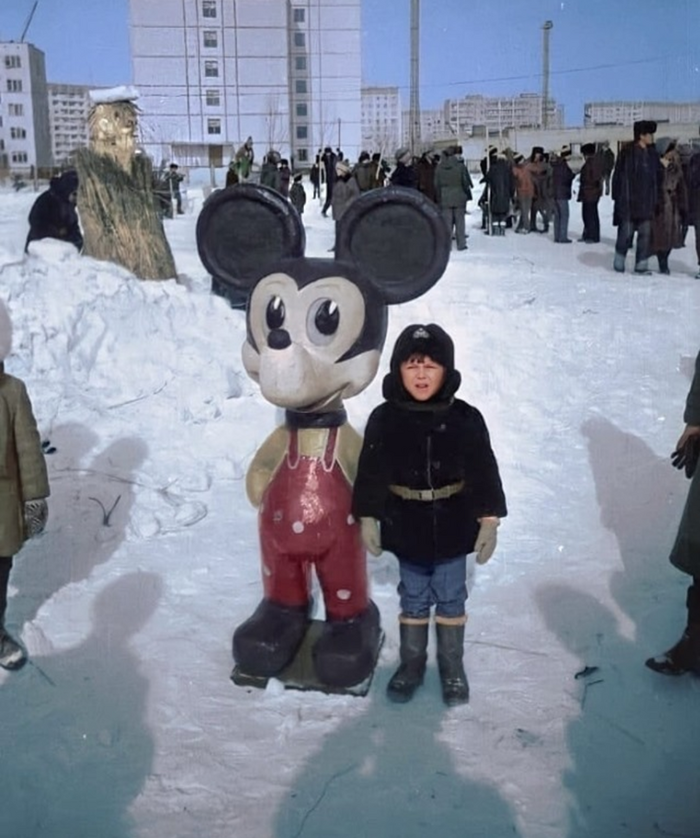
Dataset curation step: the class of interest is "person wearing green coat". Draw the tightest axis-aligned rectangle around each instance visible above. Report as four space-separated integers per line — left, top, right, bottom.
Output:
646 350 700 675
434 146 473 251
0 299 50 670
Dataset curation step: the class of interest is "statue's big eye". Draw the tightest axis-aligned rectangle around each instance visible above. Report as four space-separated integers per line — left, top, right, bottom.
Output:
307 298 339 344
266 296 285 330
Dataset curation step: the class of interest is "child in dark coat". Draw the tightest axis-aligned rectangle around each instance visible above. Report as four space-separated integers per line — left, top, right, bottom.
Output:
289 174 306 215
352 323 506 705
0 299 50 670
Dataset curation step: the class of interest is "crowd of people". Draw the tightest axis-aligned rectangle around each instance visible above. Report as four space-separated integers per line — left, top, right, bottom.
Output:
248 121 700 278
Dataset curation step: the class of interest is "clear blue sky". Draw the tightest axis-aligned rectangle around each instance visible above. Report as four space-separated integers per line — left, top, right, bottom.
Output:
1 0 698 127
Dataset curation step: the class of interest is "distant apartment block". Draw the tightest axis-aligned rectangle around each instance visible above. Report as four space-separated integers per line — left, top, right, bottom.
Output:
444 93 563 136
0 41 51 172
584 100 700 127
129 0 362 168
48 83 93 165
360 85 401 155
400 108 446 150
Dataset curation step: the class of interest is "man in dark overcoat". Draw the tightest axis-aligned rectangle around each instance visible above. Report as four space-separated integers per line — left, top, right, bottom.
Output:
25 170 83 252
612 120 662 274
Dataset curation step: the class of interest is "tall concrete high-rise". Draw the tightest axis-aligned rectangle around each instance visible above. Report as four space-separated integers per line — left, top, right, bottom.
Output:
128 0 362 168
0 41 52 173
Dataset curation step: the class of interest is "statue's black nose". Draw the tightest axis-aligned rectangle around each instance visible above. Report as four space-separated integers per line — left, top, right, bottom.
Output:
268 329 291 350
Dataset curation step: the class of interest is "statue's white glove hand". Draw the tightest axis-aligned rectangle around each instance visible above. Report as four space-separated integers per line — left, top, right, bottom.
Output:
475 517 499 565
24 499 48 538
360 517 382 557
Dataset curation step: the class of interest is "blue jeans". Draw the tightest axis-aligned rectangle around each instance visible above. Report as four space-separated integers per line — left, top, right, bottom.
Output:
397 556 467 620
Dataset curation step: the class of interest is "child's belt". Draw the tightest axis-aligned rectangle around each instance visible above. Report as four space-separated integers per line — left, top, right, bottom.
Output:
389 481 464 502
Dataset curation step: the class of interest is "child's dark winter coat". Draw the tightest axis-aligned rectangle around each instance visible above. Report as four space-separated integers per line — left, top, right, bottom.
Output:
352 324 506 564
289 179 306 215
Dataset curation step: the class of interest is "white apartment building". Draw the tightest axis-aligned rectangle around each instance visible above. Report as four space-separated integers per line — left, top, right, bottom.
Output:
361 85 401 155
444 93 563 136
584 100 700 128
0 41 51 173
400 108 447 150
48 83 93 165
129 0 362 168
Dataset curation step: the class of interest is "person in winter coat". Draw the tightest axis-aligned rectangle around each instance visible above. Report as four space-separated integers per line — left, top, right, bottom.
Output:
600 141 615 196
165 164 185 214
482 152 514 235
512 153 535 233
434 146 473 249
289 173 306 215
233 136 255 181
390 148 418 190
577 143 604 243
330 160 360 225
321 146 337 216
526 147 551 233
651 137 688 275
646 349 700 676
612 120 662 274
260 152 281 193
352 323 507 706
415 151 440 203
550 145 575 243
25 169 83 253
369 153 387 189
353 151 373 193
309 159 321 199
278 159 292 199
0 299 50 670
687 149 700 279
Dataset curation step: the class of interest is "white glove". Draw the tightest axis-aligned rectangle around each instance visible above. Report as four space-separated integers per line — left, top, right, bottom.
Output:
474 517 499 564
24 498 48 538
360 517 382 557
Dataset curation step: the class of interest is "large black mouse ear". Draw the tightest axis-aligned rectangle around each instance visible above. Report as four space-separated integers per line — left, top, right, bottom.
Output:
334 186 451 304
196 183 305 292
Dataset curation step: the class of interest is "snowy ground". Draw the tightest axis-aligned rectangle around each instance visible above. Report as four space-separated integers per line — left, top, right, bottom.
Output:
1 181 699 838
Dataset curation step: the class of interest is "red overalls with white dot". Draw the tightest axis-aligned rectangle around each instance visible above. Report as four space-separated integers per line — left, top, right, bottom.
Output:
259 426 369 620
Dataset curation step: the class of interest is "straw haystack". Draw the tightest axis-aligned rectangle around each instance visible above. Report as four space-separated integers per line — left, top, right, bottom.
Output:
75 89 176 280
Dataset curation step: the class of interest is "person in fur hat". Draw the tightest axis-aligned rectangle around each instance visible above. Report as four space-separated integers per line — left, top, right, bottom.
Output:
352 323 507 706
612 120 662 274
25 169 83 253
0 299 50 670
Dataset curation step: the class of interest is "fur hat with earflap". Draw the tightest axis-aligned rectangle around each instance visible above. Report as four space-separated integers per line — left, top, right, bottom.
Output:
0 298 12 367
382 322 461 406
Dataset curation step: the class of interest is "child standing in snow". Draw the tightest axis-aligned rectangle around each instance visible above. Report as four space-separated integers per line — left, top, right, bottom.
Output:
352 323 506 705
0 299 50 670
289 173 306 216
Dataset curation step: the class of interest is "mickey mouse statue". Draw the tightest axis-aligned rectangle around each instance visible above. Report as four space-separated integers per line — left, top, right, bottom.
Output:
196 184 451 692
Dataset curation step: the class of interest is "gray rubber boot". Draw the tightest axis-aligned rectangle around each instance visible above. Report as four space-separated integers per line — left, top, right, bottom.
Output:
436 622 469 706
386 621 429 703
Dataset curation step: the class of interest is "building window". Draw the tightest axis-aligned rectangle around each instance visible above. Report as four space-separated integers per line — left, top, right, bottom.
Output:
296 103 307 117
207 118 222 135
9 104 23 116
295 80 307 95
6 79 22 93
4 55 21 69
293 32 305 47
11 152 28 164
10 127 26 140
296 125 308 140
293 8 305 22
204 60 219 77
203 30 218 48
206 89 220 106
297 148 308 162
295 56 306 71
202 0 217 17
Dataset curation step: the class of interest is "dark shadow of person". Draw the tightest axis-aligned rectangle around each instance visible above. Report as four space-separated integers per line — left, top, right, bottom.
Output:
272 670 518 838
0 572 162 837
11 423 149 632
536 583 700 838
581 415 687 652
